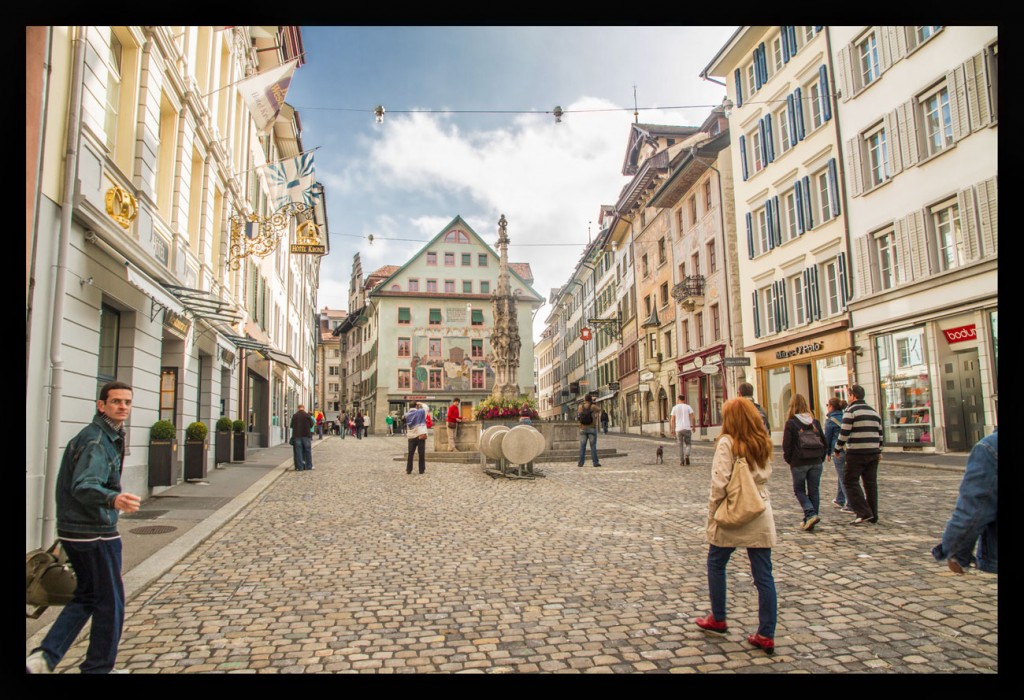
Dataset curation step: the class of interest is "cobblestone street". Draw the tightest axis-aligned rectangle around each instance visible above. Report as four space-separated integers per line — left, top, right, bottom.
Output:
52 434 996 673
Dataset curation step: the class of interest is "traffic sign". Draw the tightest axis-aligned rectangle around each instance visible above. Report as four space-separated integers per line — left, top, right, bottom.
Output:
722 357 751 367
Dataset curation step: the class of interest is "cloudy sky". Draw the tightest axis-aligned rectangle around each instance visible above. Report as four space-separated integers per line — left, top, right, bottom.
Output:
286 26 738 341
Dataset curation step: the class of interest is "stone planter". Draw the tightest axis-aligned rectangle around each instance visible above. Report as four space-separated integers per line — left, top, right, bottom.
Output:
148 439 177 487
232 432 246 462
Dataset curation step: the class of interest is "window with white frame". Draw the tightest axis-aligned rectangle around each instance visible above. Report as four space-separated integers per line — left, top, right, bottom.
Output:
408 278 419 291
761 286 777 335
757 207 770 255
426 279 437 293
104 29 123 152
772 35 784 72
783 189 798 242
471 368 485 389
806 78 824 131
915 26 942 45
426 252 437 266
750 127 763 173
789 273 806 325
398 369 411 389
776 107 791 154
397 337 411 357
920 83 954 158
815 169 833 225
864 123 891 188
821 259 842 316
875 229 900 290
932 199 964 272
747 61 758 96
858 32 880 87
444 279 455 293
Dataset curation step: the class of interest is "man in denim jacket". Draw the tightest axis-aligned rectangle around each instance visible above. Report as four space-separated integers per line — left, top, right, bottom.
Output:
27 381 141 673
932 430 997 574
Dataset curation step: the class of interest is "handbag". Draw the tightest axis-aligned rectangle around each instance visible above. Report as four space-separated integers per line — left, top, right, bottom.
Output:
26 540 77 619
713 454 766 528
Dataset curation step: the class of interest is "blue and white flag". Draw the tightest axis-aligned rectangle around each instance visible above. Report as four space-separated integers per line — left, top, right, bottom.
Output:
237 59 297 135
265 152 317 210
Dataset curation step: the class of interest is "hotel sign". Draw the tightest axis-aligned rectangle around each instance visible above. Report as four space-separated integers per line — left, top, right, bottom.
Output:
775 341 823 359
164 309 192 340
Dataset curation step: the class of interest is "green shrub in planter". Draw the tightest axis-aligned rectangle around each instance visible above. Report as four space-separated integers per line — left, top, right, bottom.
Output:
150 420 176 440
232 419 246 434
185 421 208 443
216 416 233 433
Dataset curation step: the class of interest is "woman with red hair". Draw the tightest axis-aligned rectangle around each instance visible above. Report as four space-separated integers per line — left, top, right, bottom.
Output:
694 397 778 654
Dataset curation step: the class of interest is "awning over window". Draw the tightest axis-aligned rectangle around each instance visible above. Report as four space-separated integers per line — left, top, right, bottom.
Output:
221 335 300 370
471 309 484 325
163 284 244 325
125 264 184 316
429 308 442 324
398 307 411 323
594 391 618 403
260 348 301 370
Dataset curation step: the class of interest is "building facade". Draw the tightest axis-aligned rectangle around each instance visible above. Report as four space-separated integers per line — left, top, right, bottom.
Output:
316 308 346 425
704 26 854 442
832 25 998 451
26 26 324 549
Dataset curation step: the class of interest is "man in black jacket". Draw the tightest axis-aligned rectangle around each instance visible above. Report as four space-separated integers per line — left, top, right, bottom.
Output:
290 404 315 471
738 382 771 434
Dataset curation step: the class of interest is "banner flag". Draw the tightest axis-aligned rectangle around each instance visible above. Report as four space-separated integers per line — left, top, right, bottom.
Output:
266 152 317 209
237 59 297 134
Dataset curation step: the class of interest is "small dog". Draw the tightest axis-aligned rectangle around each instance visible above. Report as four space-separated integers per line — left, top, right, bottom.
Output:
655 446 664 464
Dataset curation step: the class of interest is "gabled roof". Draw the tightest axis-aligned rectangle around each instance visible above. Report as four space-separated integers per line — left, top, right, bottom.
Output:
622 123 700 176
367 215 544 303
509 263 533 284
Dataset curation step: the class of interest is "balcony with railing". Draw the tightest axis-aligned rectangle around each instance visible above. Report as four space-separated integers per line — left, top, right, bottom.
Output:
671 275 706 311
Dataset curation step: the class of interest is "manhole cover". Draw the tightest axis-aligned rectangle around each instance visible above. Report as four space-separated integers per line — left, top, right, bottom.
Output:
129 525 178 535
125 509 169 520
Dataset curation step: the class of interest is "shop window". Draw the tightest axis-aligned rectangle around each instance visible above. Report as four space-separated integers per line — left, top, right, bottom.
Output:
876 328 932 445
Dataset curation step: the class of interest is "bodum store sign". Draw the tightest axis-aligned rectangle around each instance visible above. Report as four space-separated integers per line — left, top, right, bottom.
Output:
942 324 977 344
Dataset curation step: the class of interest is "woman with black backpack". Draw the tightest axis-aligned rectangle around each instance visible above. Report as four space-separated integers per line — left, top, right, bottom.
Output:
782 394 827 532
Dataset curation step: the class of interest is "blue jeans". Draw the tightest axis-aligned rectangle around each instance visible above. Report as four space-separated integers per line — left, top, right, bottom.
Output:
832 451 848 505
293 437 313 470
707 545 776 638
790 462 823 519
579 428 598 465
35 536 125 673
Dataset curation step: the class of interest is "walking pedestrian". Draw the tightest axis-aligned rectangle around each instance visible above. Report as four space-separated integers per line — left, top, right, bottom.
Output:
823 397 852 513
669 393 695 466
404 402 428 474
446 397 462 452
738 381 771 434
600 407 609 434
26 381 142 674
695 397 777 655
363 412 370 438
932 430 997 574
386 412 394 436
354 411 364 439
782 394 827 531
834 385 883 525
290 404 314 470
577 394 601 467
314 408 325 440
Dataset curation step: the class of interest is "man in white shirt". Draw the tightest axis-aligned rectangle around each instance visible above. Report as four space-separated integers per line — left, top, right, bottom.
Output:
669 394 695 466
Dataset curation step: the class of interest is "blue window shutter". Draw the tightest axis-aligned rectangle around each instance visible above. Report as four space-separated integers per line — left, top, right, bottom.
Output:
789 26 799 56
794 180 805 234
811 265 821 320
802 175 814 229
772 195 782 246
827 158 841 217
794 87 806 140
815 26 822 33
781 27 791 63
803 269 812 323
734 69 744 107
837 252 849 308
753 50 762 90
746 212 754 258
739 135 749 181
759 42 768 83
758 119 767 166
765 199 774 250
786 94 798 144
819 64 832 122
765 113 775 162
752 291 761 338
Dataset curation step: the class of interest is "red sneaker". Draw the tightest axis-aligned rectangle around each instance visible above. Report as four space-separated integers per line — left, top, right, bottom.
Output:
694 613 728 633
747 633 775 654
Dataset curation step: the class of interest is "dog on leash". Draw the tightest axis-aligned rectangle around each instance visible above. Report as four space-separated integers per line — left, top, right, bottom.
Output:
655 445 664 464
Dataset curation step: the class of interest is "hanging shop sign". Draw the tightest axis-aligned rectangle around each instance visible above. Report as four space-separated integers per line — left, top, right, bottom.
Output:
290 221 326 255
775 341 823 359
722 356 751 367
580 327 593 341
942 324 977 344
163 309 192 341
700 364 720 375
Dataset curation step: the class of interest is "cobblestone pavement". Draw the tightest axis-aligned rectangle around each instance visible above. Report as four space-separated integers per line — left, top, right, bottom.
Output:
53 435 996 673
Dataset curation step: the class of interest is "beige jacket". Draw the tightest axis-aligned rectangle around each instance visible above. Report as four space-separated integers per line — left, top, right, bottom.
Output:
706 434 777 549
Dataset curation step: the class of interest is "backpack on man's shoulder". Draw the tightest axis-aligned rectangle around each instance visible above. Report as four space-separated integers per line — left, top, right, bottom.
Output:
795 421 825 460
579 404 594 426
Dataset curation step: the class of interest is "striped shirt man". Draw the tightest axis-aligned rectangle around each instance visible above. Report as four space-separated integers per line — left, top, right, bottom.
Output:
834 399 882 454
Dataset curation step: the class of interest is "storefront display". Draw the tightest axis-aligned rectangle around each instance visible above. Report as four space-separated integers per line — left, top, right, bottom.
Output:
876 327 933 445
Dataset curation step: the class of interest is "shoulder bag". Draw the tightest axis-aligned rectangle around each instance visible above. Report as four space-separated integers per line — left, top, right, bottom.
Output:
26 540 77 619
713 454 766 528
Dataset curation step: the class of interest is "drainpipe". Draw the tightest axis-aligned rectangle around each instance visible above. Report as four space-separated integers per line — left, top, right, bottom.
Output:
27 26 54 346
40 27 86 548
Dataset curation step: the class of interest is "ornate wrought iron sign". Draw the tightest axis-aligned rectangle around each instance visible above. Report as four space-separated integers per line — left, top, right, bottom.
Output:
227 200 319 270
